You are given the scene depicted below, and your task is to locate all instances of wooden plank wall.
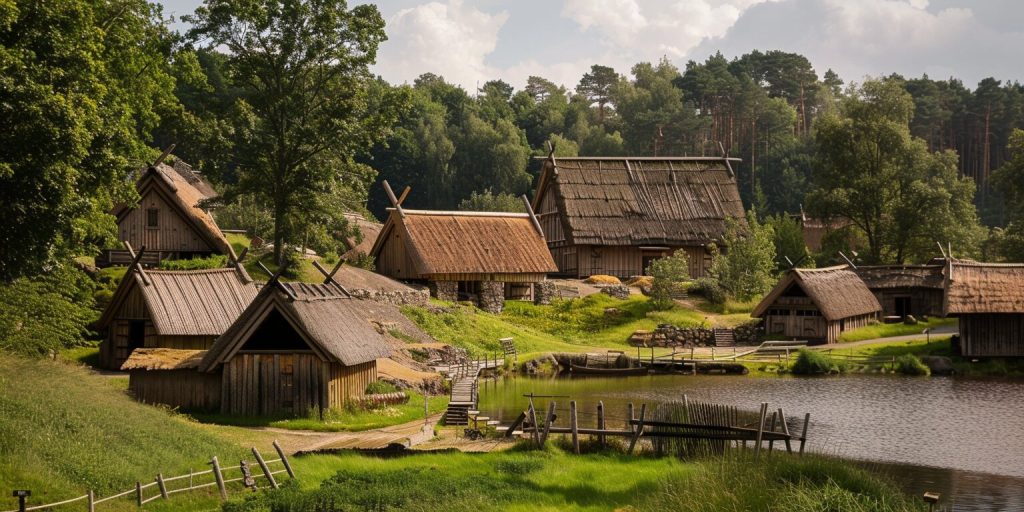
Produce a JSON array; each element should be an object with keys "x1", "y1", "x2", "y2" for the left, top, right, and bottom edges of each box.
[
  {"x1": 536, "y1": 190, "x2": 566, "y2": 243},
  {"x1": 374, "y1": 225, "x2": 421, "y2": 279},
  {"x1": 119, "y1": 187, "x2": 213, "y2": 254},
  {"x1": 571, "y1": 245, "x2": 711, "y2": 279},
  {"x1": 326, "y1": 361, "x2": 376, "y2": 408},
  {"x1": 873, "y1": 289, "x2": 944, "y2": 318},
  {"x1": 129, "y1": 370, "x2": 221, "y2": 411},
  {"x1": 960, "y1": 314, "x2": 1024, "y2": 357}
]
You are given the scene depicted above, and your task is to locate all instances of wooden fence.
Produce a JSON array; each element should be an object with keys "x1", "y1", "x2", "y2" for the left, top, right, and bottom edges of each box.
[{"x1": 2, "y1": 441, "x2": 294, "y2": 512}]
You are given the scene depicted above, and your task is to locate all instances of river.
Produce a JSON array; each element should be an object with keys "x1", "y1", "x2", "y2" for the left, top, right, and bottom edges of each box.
[{"x1": 477, "y1": 374, "x2": 1024, "y2": 511}]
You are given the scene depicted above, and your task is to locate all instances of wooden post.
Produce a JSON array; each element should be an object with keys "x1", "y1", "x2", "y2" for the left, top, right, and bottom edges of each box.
[
  {"x1": 540, "y1": 401, "x2": 556, "y2": 447},
  {"x1": 597, "y1": 401, "x2": 606, "y2": 449},
  {"x1": 627, "y1": 404, "x2": 647, "y2": 454},
  {"x1": 211, "y1": 456, "x2": 228, "y2": 500},
  {"x1": 136, "y1": 481, "x2": 143, "y2": 507},
  {"x1": 273, "y1": 440, "x2": 295, "y2": 479},
  {"x1": 778, "y1": 408, "x2": 793, "y2": 454},
  {"x1": 627, "y1": 403, "x2": 635, "y2": 433},
  {"x1": 570, "y1": 401, "x2": 580, "y2": 454},
  {"x1": 252, "y1": 447, "x2": 279, "y2": 489},
  {"x1": 88, "y1": 490, "x2": 95, "y2": 512},
  {"x1": 799, "y1": 413, "x2": 811, "y2": 455},
  {"x1": 527, "y1": 399, "x2": 541, "y2": 448},
  {"x1": 767, "y1": 411, "x2": 778, "y2": 453},
  {"x1": 754, "y1": 402, "x2": 768, "y2": 459},
  {"x1": 157, "y1": 474, "x2": 168, "y2": 500}
]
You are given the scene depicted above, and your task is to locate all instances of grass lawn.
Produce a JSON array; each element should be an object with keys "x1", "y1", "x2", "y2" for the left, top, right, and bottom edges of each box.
[
  {"x1": 838, "y1": 317, "x2": 957, "y2": 343},
  {"x1": 837, "y1": 337, "x2": 1024, "y2": 377}
]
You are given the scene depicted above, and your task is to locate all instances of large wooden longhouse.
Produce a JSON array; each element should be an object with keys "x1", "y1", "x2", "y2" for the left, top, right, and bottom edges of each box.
[
  {"x1": 752, "y1": 266, "x2": 882, "y2": 344},
  {"x1": 944, "y1": 260, "x2": 1024, "y2": 357},
  {"x1": 854, "y1": 264, "x2": 945, "y2": 319},
  {"x1": 531, "y1": 155, "x2": 745, "y2": 279}
]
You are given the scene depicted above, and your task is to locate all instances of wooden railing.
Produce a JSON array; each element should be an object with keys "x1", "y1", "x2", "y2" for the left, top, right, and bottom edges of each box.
[{"x1": 2, "y1": 441, "x2": 294, "y2": 512}]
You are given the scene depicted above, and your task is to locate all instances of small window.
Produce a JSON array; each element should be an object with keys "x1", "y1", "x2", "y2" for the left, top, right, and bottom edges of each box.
[{"x1": 146, "y1": 209, "x2": 159, "y2": 228}]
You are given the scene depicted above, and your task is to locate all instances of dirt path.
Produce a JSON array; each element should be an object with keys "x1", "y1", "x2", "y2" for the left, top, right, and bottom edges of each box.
[
  {"x1": 810, "y1": 325, "x2": 959, "y2": 350},
  {"x1": 247, "y1": 413, "x2": 444, "y2": 454}
]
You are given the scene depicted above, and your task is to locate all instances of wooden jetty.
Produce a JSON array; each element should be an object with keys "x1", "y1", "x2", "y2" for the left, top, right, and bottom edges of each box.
[{"x1": 443, "y1": 356, "x2": 504, "y2": 425}]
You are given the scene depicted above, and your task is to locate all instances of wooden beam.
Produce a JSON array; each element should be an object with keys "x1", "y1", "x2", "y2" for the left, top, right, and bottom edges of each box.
[
  {"x1": 122, "y1": 241, "x2": 150, "y2": 286},
  {"x1": 312, "y1": 259, "x2": 351, "y2": 296},
  {"x1": 627, "y1": 404, "x2": 646, "y2": 454},
  {"x1": 397, "y1": 186, "x2": 411, "y2": 206},
  {"x1": 719, "y1": 141, "x2": 735, "y2": 179},
  {"x1": 838, "y1": 251, "x2": 857, "y2": 269},
  {"x1": 521, "y1": 195, "x2": 544, "y2": 237},
  {"x1": 153, "y1": 144, "x2": 176, "y2": 168},
  {"x1": 382, "y1": 180, "x2": 405, "y2": 218}
]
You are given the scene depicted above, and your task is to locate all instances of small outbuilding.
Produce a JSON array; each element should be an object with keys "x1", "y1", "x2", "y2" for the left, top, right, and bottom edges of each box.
[
  {"x1": 752, "y1": 266, "x2": 882, "y2": 344},
  {"x1": 370, "y1": 188, "x2": 557, "y2": 312},
  {"x1": 95, "y1": 257, "x2": 257, "y2": 370},
  {"x1": 199, "y1": 280, "x2": 393, "y2": 417},
  {"x1": 944, "y1": 260, "x2": 1024, "y2": 357},
  {"x1": 121, "y1": 348, "x2": 221, "y2": 411},
  {"x1": 855, "y1": 264, "x2": 945, "y2": 319}
]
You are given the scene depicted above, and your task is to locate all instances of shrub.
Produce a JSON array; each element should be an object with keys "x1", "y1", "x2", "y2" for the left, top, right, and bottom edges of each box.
[
  {"x1": 693, "y1": 277, "x2": 727, "y2": 305},
  {"x1": 158, "y1": 254, "x2": 227, "y2": 270},
  {"x1": 894, "y1": 354, "x2": 930, "y2": 376},
  {"x1": 707, "y1": 212, "x2": 777, "y2": 301},
  {"x1": 365, "y1": 380, "x2": 400, "y2": 394},
  {"x1": 790, "y1": 349, "x2": 844, "y2": 375},
  {"x1": 584, "y1": 274, "x2": 621, "y2": 285},
  {"x1": 647, "y1": 252, "x2": 690, "y2": 309},
  {"x1": 280, "y1": 248, "x2": 304, "y2": 279},
  {"x1": 0, "y1": 264, "x2": 98, "y2": 356}
]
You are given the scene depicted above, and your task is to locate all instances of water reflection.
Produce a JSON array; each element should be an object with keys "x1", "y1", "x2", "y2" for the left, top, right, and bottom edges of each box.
[{"x1": 477, "y1": 374, "x2": 1024, "y2": 511}]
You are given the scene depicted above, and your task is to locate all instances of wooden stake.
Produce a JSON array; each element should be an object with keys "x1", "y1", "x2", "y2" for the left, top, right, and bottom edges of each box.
[
  {"x1": 273, "y1": 440, "x2": 295, "y2": 479},
  {"x1": 87, "y1": 489, "x2": 95, "y2": 512},
  {"x1": 597, "y1": 401, "x2": 606, "y2": 449},
  {"x1": 135, "y1": 481, "x2": 143, "y2": 507},
  {"x1": 627, "y1": 404, "x2": 647, "y2": 454},
  {"x1": 570, "y1": 401, "x2": 580, "y2": 454},
  {"x1": 627, "y1": 403, "x2": 635, "y2": 433},
  {"x1": 211, "y1": 456, "x2": 228, "y2": 500},
  {"x1": 778, "y1": 408, "x2": 793, "y2": 454},
  {"x1": 754, "y1": 403, "x2": 768, "y2": 459},
  {"x1": 157, "y1": 473, "x2": 168, "y2": 500},
  {"x1": 768, "y1": 411, "x2": 778, "y2": 453},
  {"x1": 252, "y1": 447, "x2": 279, "y2": 489},
  {"x1": 541, "y1": 401, "x2": 556, "y2": 447},
  {"x1": 799, "y1": 413, "x2": 811, "y2": 455},
  {"x1": 527, "y1": 399, "x2": 541, "y2": 448}
]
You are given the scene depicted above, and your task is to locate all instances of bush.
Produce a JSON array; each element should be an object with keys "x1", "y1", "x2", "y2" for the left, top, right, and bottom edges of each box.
[
  {"x1": 280, "y1": 248, "x2": 304, "y2": 279},
  {"x1": 693, "y1": 277, "x2": 727, "y2": 305},
  {"x1": 647, "y1": 252, "x2": 690, "y2": 309},
  {"x1": 365, "y1": 380, "x2": 399, "y2": 394},
  {"x1": 158, "y1": 254, "x2": 227, "y2": 270},
  {"x1": 584, "y1": 274, "x2": 621, "y2": 285},
  {"x1": 894, "y1": 354, "x2": 930, "y2": 376},
  {"x1": 0, "y1": 264, "x2": 98, "y2": 356},
  {"x1": 790, "y1": 349, "x2": 845, "y2": 375}
]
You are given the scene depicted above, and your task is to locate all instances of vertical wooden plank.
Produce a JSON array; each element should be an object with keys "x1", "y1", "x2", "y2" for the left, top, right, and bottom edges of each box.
[
  {"x1": 87, "y1": 489, "x2": 95, "y2": 512},
  {"x1": 754, "y1": 403, "x2": 768, "y2": 459},
  {"x1": 778, "y1": 408, "x2": 793, "y2": 454},
  {"x1": 540, "y1": 401, "x2": 556, "y2": 447},
  {"x1": 597, "y1": 401, "x2": 606, "y2": 449},
  {"x1": 157, "y1": 473, "x2": 168, "y2": 500},
  {"x1": 627, "y1": 404, "x2": 646, "y2": 454},
  {"x1": 768, "y1": 411, "x2": 778, "y2": 453},
  {"x1": 799, "y1": 413, "x2": 811, "y2": 455},
  {"x1": 136, "y1": 481, "x2": 143, "y2": 507},
  {"x1": 627, "y1": 403, "x2": 635, "y2": 433},
  {"x1": 570, "y1": 401, "x2": 580, "y2": 454},
  {"x1": 211, "y1": 456, "x2": 228, "y2": 500}
]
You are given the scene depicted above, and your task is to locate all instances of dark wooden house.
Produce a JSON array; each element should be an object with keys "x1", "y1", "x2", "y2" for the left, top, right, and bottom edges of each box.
[
  {"x1": 369, "y1": 200, "x2": 557, "y2": 312},
  {"x1": 855, "y1": 264, "x2": 945, "y2": 319},
  {"x1": 752, "y1": 266, "x2": 882, "y2": 344},
  {"x1": 199, "y1": 281, "x2": 393, "y2": 416},
  {"x1": 530, "y1": 156, "x2": 745, "y2": 279},
  {"x1": 944, "y1": 260, "x2": 1024, "y2": 357},
  {"x1": 98, "y1": 160, "x2": 233, "y2": 267},
  {"x1": 95, "y1": 261, "x2": 257, "y2": 370}
]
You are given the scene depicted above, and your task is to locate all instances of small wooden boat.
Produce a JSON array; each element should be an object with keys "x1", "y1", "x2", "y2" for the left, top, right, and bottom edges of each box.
[{"x1": 569, "y1": 364, "x2": 649, "y2": 376}]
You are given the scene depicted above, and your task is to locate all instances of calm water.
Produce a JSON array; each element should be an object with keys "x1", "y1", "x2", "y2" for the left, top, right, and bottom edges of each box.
[{"x1": 477, "y1": 374, "x2": 1024, "y2": 511}]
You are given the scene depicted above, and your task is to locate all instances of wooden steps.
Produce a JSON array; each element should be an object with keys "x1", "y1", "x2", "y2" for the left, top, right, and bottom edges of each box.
[{"x1": 713, "y1": 328, "x2": 736, "y2": 347}]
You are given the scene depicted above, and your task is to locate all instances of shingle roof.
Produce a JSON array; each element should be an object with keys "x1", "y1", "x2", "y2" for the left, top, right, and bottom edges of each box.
[
  {"x1": 944, "y1": 260, "x2": 1024, "y2": 315},
  {"x1": 201, "y1": 283, "x2": 393, "y2": 371},
  {"x1": 855, "y1": 265, "x2": 945, "y2": 290},
  {"x1": 372, "y1": 209, "x2": 558, "y2": 276},
  {"x1": 753, "y1": 265, "x2": 881, "y2": 321},
  {"x1": 534, "y1": 157, "x2": 746, "y2": 246}
]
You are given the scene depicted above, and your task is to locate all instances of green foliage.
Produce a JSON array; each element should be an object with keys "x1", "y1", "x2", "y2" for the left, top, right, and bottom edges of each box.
[
  {"x1": 708, "y1": 212, "x2": 778, "y2": 302},
  {"x1": 766, "y1": 214, "x2": 812, "y2": 270},
  {"x1": 647, "y1": 251, "x2": 690, "y2": 309},
  {"x1": 838, "y1": 317, "x2": 956, "y2": 343},
  {"x1": 364, "y1": 380, "x2": 399, "y2": 395},
  {"x1": 158, "y1": 254, "x2": 228, "y2": 271},
  {"x1": 791, "y1": 349, "x2": 845, "y2": 375},
  {"x1": 0, "y1": 265, "x2": 97, "y2": 356},
  {"x1": 279, "y1": 249, "x2": 305, "y2": 280},
  {"x1": 214, "y1": 197, "x2": 273, "y2": 239},
  {"x1": 692, "y1": 277, "x2": 727, "y2": 305},
  {"x1": 458, "y1": 189, "x2": 526, "y2": 213},
  {"x1": 990, "y1": 129, "x2": 1024, "y2": 260},
  {"x1": 894, "y1": 354, "x2": 931, "y2": 376}
]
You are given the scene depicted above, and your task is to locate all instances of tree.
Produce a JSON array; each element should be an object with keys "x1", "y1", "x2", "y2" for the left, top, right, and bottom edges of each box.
[
  {"x1": 0, "y1": 0, "x2": 179, "y2": 280},
  {"x1": 807, "y1": 79, "x2": 986, "y2": 263},
  {"x1": 708, "y1": 213, "x2": 777, "y2": 302},
  {"x1": 576, "y1": 64, "x2": 619, "y2": 124},
  {"x1": 458, "y1": 189, "x2": 526, "y2": 213},
  {"x1": 766, "y1": 214, "x2": 811, "y2": 271},
  {"x1": 187, "y1": 0, "x2": 407, "y2": 263},
  {"x1": 991, "y1": 129, "x2": 1024, "y2": 260},
  {"x1": 647, "y1": 251, "x2": 690, "y2": 309}
]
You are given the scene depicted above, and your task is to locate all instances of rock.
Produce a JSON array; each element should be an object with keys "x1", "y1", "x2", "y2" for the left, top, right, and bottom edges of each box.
[
  {"x1": 534, "y1": 280, "x2": 557, "y2": 305},
  {"x1": 604, "y1": 307, "x2": 621, "y2": 317},
  {"x1": 904, "y1": 315, "x2": 919, "y2": 325},
  {"x1": 600, "y1": 285, "x2": 631, "y2": 300},
  {"x1": 429, "y1": 280, "x2": 458, "y2": 301},
  {"x1": 920, "y1": 355, "x2": 955, "y2": 375},
  {"x1": 477, "y1": 280, "x2": 505, "y2": 314}
]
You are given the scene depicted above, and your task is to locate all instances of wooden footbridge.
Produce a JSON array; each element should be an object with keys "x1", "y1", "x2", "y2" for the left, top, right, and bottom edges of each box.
[{"x1": 442, "y1": 339, "x2": 517, "y2": 425}]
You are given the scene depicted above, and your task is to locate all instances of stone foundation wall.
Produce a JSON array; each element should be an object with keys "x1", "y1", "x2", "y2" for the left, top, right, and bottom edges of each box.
[
  {"x1": 348, "y1": 287, "x2": 429, "y2": 306},
  {"x1": 478, "y1": 280, "x2": 505, "y2": 313},
  {"x1": 429, "y1": 280, "x2": 457, "y2": 301},
  {"x1": 629, "y1": 321, "x2": 763, "y2": 348},
  {"x1": 600, "y1": 285, "x2": 630, "y2": 300},
  {"x1": 534, "y1": 280, "x2": 557, "y2": 305}
]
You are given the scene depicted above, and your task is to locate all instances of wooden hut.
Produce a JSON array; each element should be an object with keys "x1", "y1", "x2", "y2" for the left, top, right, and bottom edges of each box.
[
  {"x1": 530, "y1": 155, "x2": 745, "y2": 279},
  {"x1": 199, "y1": 280, "x2": 393, "y2": 417},
  {"x1": 97, "y1": 159, "x2": 233, "y2": 267},
  {"x1": 120, "y1": 348, "x2": 221, "y2": 411},
  {"x1": 369, "y1": 187, "x2": 557, "y2": 312},
  {"x1": 944, "y1": 260, "x2": 1024, "y2": 357},
  {"x1": 752, "y1": 266, "x2": 881, "y2": 344},
  {"x1": 95, "y1": 256, "x2": 257, "y2": 370},
  {"x1": 855, "y1": 264, "x2": 945, "y2": 319}
]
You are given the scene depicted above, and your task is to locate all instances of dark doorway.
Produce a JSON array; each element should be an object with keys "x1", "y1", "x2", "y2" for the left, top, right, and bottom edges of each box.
[
  {"x1": 895, "y1": 296, "x2": 912, "y2": 319},
  {"x1": 128, "y1": 320, "x2": 146, "y2": 350},
  {"x1": 642, "y1": 255, "x2": 660, "y2": 275}
]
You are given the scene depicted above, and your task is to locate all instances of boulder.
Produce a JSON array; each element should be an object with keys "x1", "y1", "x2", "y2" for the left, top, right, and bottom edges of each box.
[{"x1": 920, "y1": 355, "x2": 956, "y2": 376}]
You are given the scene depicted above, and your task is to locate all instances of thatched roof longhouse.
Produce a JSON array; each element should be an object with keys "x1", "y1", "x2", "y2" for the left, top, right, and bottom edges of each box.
[
  {"x1": 944, "y1": 260, "x2": 1024, "y2": 315},
  {"x1": 753, "y1": 266, "x2": 882, "y2": 321}
]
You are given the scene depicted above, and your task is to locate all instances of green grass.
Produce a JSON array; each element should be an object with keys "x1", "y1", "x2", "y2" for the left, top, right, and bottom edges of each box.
[
  {"x1": 223, "y1": 448, "x2": 922, "y2": 512},
  {"x1": 834, "y1": 337, "x2": 1024, "y2": 377},
  {"x1": 243, "y1": 252, "x2": 324, "y2": 282},
  {"x1": 190, "y1": 391, "x2": 449, "y2": 432},
  {"x1": 61, "y1": 344, "x2": 101, "y2": 367},
  {"x1": 838, "y1": 317, "x2": 957, "y2": 343},
  {"x1": 225, "y1": 232, "x2": 250, "y2": 257}
]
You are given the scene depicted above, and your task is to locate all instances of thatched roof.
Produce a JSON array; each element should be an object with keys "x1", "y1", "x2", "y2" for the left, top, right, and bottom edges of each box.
[
  {"x1": 371, "y1": 209, "x2": 557, "y2": 276},
  {"x1": 753, "y1": 266, "x2": 882, "y2": 321},
  {"x1": 532, "y1": 156, "x2": 745, "y2": 246},
  {"x1": 855, "y1": 265, "x2": 945, "y2": 290},
  {"x1": 168, "y1": 159, "x2": 217, "y2": 199},
  {"x1": 201, "y1": 282, "x2": 392, "y2": 371},
  {"x1": 96, "y1": 267, "x2": 257, "y2": 336},
  {"x1": 120, "y1": 348, "x2": 206, "y2": 371},
  {"x1": 340, "y1": 213, "x2": 382, "y2": 262},
  {"x1": 114, "y1": 164, "x2": 234, "y2": 257},
  {"x1": 944, "y1": 260, "x2": 1024, "y2": 315}
]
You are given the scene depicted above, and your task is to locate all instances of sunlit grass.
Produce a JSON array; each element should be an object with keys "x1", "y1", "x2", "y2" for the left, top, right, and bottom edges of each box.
[{"x1": 838, "y1": 317, "x2": 956, "y2": 343}]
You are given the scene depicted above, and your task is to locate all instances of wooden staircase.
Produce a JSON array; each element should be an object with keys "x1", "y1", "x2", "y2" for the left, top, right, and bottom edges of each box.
[{"x1": 713, "y1": 328, "x2": 736, "y2": 347}]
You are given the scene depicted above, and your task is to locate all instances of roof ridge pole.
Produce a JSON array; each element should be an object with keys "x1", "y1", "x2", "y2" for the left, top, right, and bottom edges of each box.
[
  {"x1": 936, "y1": 241, "x2": 948, "y2": 259},
  {"x1": 123, "y1": 240, "x2": 151, "y2": 286},
  {"x1": 837, "y1": 251, "x2": 857, "y2": 269},
  {"x1": 152, "y1": 143, "x2": 176, "y2": 168},
  {"x1": 718, "y1": 141, "x2": 735, "y2": 179},
  {"x1": 521, "y1": 195, "x2": 544, "y2": 238},
  {"x1": 382, "y1": 180, "x2": 405, "y2": 218},
  {"x1": 229, "y1": 247, "x2": 253, "y2": 283},
  {"x1": 312, "y1": 259, "x2": 352, "y2": 297},
  {"x1": 256, "y1": 261, "x2": 296, "y2": 299}
]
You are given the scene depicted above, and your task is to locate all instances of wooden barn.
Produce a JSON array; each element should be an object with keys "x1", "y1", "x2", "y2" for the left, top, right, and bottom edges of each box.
[
  {"x1": 369, "y1": 187, "x2": 557, "y2": 312},
  {"x1": 95, "y1": 257, "x2": 257, "y2": 370},
  {"x1": 530, "y1": 155, "x2": 745, "y2": 279},
  {"x1": 855, "y1": 264, "x2": 945, "y2": 319},
  {"x1": 752, "y1": 266, "x2": 882, "y2": 344},
  {"x1": 199, "y1": 280, "x2": 393, "y2": 417},
  {"x1": 944, "y1": 260, "x2": 1024, "y2": 357},
  {"x1": 97, "y1": 157, "x2": 233, "y2": 267},
  {"x1": 121, "y1": 348, "x2": 221, "y2": 411}
]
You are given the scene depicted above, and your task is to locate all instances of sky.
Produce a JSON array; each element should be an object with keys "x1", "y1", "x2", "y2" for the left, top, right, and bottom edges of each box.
[{"x1": 159, "y1": 0, "x2": 1024, "y2": 92}]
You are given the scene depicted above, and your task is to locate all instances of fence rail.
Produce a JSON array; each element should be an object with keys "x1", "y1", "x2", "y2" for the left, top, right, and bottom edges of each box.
[{"x1": 3, "y1": 441, "x2": 294, "y2": 512}]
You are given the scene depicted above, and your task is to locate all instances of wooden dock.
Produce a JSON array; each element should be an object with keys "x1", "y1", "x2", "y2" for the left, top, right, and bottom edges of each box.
[{"x1": 443, "y1": 358, "x2": 503, "y2": 425}]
